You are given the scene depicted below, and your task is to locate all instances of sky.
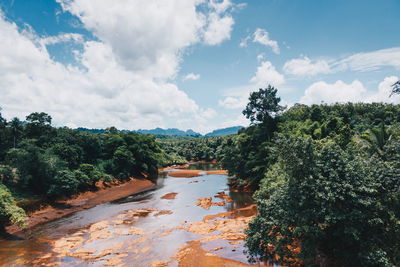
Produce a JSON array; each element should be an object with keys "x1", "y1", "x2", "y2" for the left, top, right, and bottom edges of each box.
[{"x1": 0, "y1": 0, "x2": 399, "y2": 134}]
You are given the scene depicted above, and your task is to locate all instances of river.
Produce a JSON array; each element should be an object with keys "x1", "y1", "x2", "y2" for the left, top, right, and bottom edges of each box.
[{"x1": 0, "y1": 163, "x2": 264, "y2": 266}]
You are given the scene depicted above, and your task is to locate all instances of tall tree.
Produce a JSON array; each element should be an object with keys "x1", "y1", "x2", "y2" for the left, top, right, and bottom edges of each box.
[
  {"x1": 242, "y1": 85, "x2": 285, "y2": 126},
  {"x1": 9, "y1": 117, "x2": 23, "y2": 148}
]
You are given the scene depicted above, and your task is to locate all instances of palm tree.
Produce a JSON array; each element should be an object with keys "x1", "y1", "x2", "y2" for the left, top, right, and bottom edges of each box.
[
  {"x1": 358, "y1": 123, "x2": 392, "y2": 157},
  {"x1": 9, "y1": 118, "x2": 23, "y2": 148}
]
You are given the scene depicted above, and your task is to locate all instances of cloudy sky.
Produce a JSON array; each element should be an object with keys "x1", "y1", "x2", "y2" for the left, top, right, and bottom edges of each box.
[{"x1": 0, "y1": 0, "x2": 399, "y2": 133}]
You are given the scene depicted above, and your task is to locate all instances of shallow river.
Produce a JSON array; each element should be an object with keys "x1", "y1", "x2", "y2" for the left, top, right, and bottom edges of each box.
[{"x1": 0, "y1": 163, "x2": 263, "y2": 266}]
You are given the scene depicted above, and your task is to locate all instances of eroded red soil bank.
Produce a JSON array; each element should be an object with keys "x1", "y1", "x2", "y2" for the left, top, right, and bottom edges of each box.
[{"x1": 6, "y1": 178, "x2": 156, "y2": 235}]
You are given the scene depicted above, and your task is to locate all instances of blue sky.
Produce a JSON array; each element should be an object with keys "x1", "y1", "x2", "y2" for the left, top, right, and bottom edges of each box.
[{"x1": 0, "y1": 0, "x2": 399, "y2": 133}]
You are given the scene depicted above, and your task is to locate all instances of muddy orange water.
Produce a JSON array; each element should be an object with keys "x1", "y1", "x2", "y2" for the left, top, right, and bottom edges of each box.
[{"x1": 0, "y1": 163, "x2": 269, "y2": 266}]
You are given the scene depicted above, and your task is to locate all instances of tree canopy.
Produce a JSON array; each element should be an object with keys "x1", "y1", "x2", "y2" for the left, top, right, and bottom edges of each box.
[{"x1": 220, "y1": 86, "x2": 400, "y2": 266}]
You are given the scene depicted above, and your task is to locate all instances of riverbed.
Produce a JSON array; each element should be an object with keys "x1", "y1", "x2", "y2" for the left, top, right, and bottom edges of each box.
[{"x1": 0, "y1": 163, "x2": 264, "y2": 266}]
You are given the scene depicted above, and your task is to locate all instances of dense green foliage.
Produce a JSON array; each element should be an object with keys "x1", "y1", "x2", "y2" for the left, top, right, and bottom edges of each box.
[
  {"x1": 220, "y1": 87, "x2": 400, "y2": 266},
  {"x1": 0, "y1": 109, "x2": 173, "y2": 230},
  {"x1": 0, "y1": 183, "x2": 27, "y2": 231},
  {"x1": 158, "y1": 136, "x2": 226, "y2": 161}
]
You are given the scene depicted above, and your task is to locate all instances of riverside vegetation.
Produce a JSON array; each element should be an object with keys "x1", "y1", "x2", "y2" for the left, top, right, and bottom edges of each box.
[
  {"x1": 220, "y1": 85, "x2": 400, "y2": 266},
  {"x1": 0, "y1": 111, "x2": 226, "y2": 233},
  {"x1": 1, "y1": 82, "x2": 399, "y2": 266}
]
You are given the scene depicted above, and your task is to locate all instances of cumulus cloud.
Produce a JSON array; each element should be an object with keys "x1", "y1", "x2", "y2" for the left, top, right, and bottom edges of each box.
[
  {"x1": 250, "y1": 61, "x2": 285, "y2": 87},
  {"x1": 203, "y1": 12, "x2": 234, "y2": 45},
  {"x1": 219, "y1": 61, "x2": 285, "y2": 109},
  {"x1": 0, "y1": 1, "x2": 234, "y2": 132},
  {"x1": 283, "y1": 56, "x2": 331, "y2": 76},
  {"x1": 253, "y1": 28, "x2": 280, "y2": 54},
  {"x1": 57, "y1": 0, "x2": 205, "y2": 79},
  {"x1": 366, "y1": 76, "x2": 400, "y2": 103},
  {"x1": 182, "y1": 73, "x2": 200, "y2": 81},
  {"x1": 208, "y1": 0, "x2": 233, "y2": 14},
  {"x1": 239, "y1": 28, "x2": 279, "y2": 53},
  {"x1": 218, "y1": 96, "x2": 244, "y2": 109},
  {"x1": 300, "y1": 77, "x2": 400, "y2": 105}
]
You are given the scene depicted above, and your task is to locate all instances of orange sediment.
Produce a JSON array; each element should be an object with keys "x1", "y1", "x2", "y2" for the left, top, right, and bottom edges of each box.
[
  {"x1": 160, "y1": 192, "x2": 178, "y2": 199},
  {"x1": 168, "y1": 170, "x2": 203, "y2": 177},
  {"x1": 168, "y1": 169, "x2": 228, "y2": 178},
  {"x1": 174, "y1": 241, "x2": 256, "y2": 267},
  {"x1": 6, "y1": 178, "x2": 156, "y2": 235},
  {"x1": 205, "y1": 170, "x2": 228, "y2": 175}
]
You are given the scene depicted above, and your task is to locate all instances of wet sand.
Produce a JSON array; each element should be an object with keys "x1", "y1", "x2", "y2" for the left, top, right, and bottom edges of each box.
[
  {"x1": 6, "y1": 178, "x2": 156, "y2": 235},
  {"x1": 168, "y1": 170, "x2": 203, "y2": 177}
]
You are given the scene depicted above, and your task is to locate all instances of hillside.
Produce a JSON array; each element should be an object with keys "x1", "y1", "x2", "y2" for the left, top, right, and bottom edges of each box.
[{"x1": 205, "y1": 126, "x2": 244, "y2": 136}]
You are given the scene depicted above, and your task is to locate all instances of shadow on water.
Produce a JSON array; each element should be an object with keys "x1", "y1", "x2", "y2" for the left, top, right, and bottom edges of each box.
[{"x1": 187, "y1": 162, "x2": 223, "y2": 170}]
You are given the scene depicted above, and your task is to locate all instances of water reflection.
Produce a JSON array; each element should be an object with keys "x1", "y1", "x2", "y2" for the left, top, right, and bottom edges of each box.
[{"x1": 0, "y1": 163, "x2": 256, "y2": 266}]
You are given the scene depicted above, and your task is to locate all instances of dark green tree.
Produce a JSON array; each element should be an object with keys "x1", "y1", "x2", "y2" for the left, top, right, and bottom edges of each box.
[
  {"x1": 0, "y1": 183, "x2": 27, "y2": 232},
  {"x1": 242, "y1": 85, "x2": 285, "y2": 126},
  {"x1": 10, "y1": 117, "x2": 23, "y2": 148},
  {"x1": 245, "y1": 136, "x2": 400, "y2": 266}
]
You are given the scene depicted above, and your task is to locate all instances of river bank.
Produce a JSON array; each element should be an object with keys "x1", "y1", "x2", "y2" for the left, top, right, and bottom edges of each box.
[
  {"x1": 5, "y1": 178, "x2": 156, "y2": 236},
  {"x1": 1, "y1": 163, "x2": 262, "y2": 266}
]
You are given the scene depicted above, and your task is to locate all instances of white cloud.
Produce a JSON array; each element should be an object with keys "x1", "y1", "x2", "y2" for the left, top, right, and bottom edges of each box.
[
  {"x1": 219, "y1": 60, "x2": 285, "y2": 109},
  {"x1": 203, "y1": 12, "x2": 234, "y2": 46},
  {"x1": 300, "y1": 80, "x2": 367, "y2": 105},
  {"x1": 250, "y1": 61, "x2": 285, "y2": 87},
  {"x1": 239, "y1": 35, "x2": 250, "y2": 47},
  {"x1": 182, "y1": 73, "x2": 201, "y2": 81},
  {"x1": 57, "y1": 0, "x2": 206, "y2": 79},
  {"x1": 0, "y1": 1, "x2": 240, "y2": 132},
  {"x1": 218, "y1": 96, "x2": 245, "y2": 109},
  {"x1": 256, "y1": 53, "x2": 265, "y2": 62},
  {"x1": 283, "y1": 56, "x2": 331, "y2": 76},
  {"x1": 218, "y1": 114, "x2": 249, "y2": 128},
  {"x1": 284, "y1": 47, "x2": 400, "y2": 78},
  {"x1": 334, "y1": 47, "x2": 400, "y2": 72},
  {"x1": 366, "y1": 76, "x2": 400, "y2": 103},
  {"x1": 39, "y1": 33, "x2": 84, "y2": 46},
  {"x1": 253, "y1": 28, "x2": 279, "y2": 54},
  {"x1": 300, "y1": 77, "x2": 400, "y2": 105},
  {"x1": 208, "y1": 0, "x2": 232, "y2": 14}
]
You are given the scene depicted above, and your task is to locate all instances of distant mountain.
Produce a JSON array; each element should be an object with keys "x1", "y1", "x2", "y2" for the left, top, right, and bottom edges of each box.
[
  {"x1": 136, "y1": 127, "x2": 201, "y2": 137},
  {"x1": 205, "y1": 126, "x2": 244, "y2": 137},
  {"x1": 76, "y1": 126, "x2": 243, "y2": 137},
  {"x1": 77, "y1": 127, "x2": 105, "y2": 133}
]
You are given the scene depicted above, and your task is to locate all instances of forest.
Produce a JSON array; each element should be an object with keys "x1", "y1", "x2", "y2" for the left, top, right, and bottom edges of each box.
[
  {"x1": 0, "y1": 111, "x2": 180, "y2": 231},
  {"x1": 1, "y1": 84, "x2": 399, "y2": 265},
  {"x1": 220, "y1": 86, "x2": 400, "y2": 266},
  {"x1": 0, "y1": 111, "x2": 227, "y2": 232}
]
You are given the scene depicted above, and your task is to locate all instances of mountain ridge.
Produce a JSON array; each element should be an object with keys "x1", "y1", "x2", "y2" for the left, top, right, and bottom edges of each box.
[{"x1": 77, "y1": 126, "x2": 244, "y2": 137}]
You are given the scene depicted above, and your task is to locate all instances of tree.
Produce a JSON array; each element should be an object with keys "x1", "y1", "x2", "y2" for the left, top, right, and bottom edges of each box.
[
  {"x1": 47, "y1": 170, "x2": 79, "y2": 197},
  {"x1": 358, "y1": 123, "x2": 392, "y2": 157},
  {"x1": 242, "y1": 85, "x2": 285, "y2": 126},
  {"x1": 26, "y1": 112, "x2": 52, "y2": 126},
  {"x1": 245, "y1": 136, "x2": 400, "y2": 266},
  {"x1": 9, "y1": 117, "x2": 23, "y2": 148},
  {"x1": 0, "y1": 183, "x2": 27, "y2": 232},
  {"x1": 25, "y1": 112, "x2": 54, "y2": 146}
]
